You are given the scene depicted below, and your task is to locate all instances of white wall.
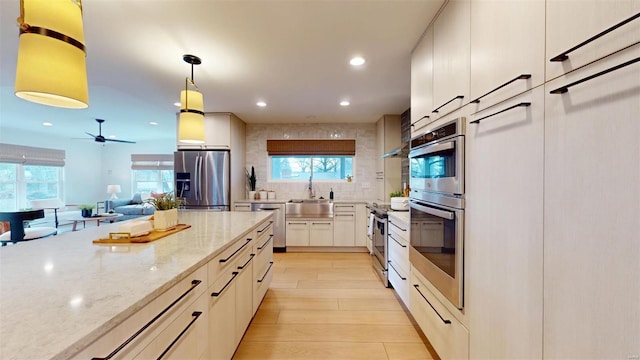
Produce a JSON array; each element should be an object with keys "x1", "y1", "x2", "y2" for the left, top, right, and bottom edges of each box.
[
  {"x1": 245, "y1": 123, "x2": 378, "y2": 201},
  {"x1": 0, "y1": 127, "x2": 175, "y2": 206}
]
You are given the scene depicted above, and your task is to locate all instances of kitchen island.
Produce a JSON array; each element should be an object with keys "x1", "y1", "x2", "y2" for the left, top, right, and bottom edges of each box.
[{"x1": 0, "y1": 210, "x2": 273, "y2": 360}]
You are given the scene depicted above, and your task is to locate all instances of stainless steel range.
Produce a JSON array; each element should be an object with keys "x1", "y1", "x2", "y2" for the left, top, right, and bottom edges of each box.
[{"x1": 369, "y1": 203, "x2": 391, "y2": 287}]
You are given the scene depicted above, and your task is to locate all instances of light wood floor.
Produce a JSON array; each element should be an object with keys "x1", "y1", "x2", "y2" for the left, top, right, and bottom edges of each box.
[{"x1": 234, "y1": 252, "x2": 435, "y2": 360}]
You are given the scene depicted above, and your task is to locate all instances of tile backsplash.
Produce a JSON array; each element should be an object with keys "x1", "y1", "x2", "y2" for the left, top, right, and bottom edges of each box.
[{"x1": 245, "y1": 123, "x2": 378, "y2": 201}]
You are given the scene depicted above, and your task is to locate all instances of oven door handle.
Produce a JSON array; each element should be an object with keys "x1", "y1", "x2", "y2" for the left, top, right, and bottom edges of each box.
[
  {"x1": 410, "y1": 202, "x2": 455, "y2": 220},
  {"x1": 410, "y1": 139, "x2": 455, "y2": 158}
]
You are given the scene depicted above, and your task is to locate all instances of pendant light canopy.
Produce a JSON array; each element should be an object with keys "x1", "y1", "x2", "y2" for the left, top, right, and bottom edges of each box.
[
  {"x1": 15, "y1": 0, "x2": 89, "y2": 109},
  {"x1": 178, "y1": 54, "x2": 205, "y2": 144}
]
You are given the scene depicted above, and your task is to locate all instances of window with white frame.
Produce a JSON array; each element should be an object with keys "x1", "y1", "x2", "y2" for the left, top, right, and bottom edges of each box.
[
  {"x1": 131, "y1": 154, "x2": 174, "y2": 195},
  {"x1": 266, "y1": 139, "x2": 356, "y2": 182},
  {"x1": 0, "y1": 144, "x2": 65, "y2": 211}
]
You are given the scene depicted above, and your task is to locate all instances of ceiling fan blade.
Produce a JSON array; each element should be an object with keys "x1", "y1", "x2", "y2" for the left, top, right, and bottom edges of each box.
[
  {"x1": 85, "y1": 132, "x2": 97, "y2": 138},
  {"x1": 105, "y1": 138, "x2": 136, "y2": 144}
]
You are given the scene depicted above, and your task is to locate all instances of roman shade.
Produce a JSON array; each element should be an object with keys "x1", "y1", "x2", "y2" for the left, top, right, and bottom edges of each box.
[
  {"x1": 0, "y1": 143, "x2": 65, "y2": 166},
  {"x1": 266, "y1": 139, "x2": 356, "y2": 156},
  {"x1": 131, "y1": 154, "x2": 173, "y2": 170}
]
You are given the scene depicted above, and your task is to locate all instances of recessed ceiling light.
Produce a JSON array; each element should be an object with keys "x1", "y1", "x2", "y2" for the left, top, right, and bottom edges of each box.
[
  {"x1": 42, "y1": 122, "x2": 53, "y2": 126},
  {"x1": 340, "y1": 101, "x2": 350, "y2": 107},
  {"x1": 349, "y1": 57, "x2": 365, "y2": 66},
  {"x1": 256, "y1": 101, "x2": 267, "y2": 107},
  {"x1": 149, "y1": 121, "x2": 158, "y2": 126},
  {"x1": 173, "y1": 102, "x2": 180, "y2": 107}
]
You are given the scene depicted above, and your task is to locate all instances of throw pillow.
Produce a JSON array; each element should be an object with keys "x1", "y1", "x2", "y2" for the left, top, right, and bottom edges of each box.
[{"x1": 131, "y1": 193, "x2": 143, "y2": 204}]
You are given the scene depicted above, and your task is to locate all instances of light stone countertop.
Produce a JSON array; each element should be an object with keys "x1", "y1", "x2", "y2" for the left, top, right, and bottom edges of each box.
[
  {"x1": 236, "y1": 199, "x2": 372, "y2": 204},
  {"x1": 388, "y1": 211, "x2": 410, "y2": 225},
  {"x1": 0, "y1": 211, "x2": 271, "y2": 360}
]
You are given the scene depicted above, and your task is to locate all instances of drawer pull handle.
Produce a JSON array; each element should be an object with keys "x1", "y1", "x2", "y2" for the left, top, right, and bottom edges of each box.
[
  {"x1": 470, "y1": 102, "x2": 531, "y2": 124},
  {"x1": 388, "y1": 261, "x2": 406, "y2": 280},
  {"x1": 549, "y1": 57, "x2": 640, "y2": 94},
  {"x1": 156, "y1": 311, "x2": 203, "y2": 360},
  {"x1": 257, "y1": 235, "x2": 273, "y2": 250},
  {"x1": 411, "y1": 115, "x2": 430, "y2": 127},
  {"x1": 312, "y1": 222, "x2": 332, "y2": 225},
  {"x1": 257, "y1": 261, "x2": 274, "y2": 283},
  {"x1": 389, "y1": 234, "x2": 407, "y2": 248},
  {"x1": 211, "y1": 272, "x2": 239, "y2": 297},
  {"x1": 471, "y1": 74, "x2": 531, "y2": 103},
  {"x1": 336, "y1": 213, "x2": 354, "y2": 217},
  {"x1": 257, "y1": 221, "x2": 273, "y2": 233},
  {"x1": 335, "y1": 205, "x2": 355, "y2": 209},
  {"x1": 91, "y1": 279, "x2": 202, "y2": 360},
  {"x1": 237, "y1": 254, "x2": 255, "y2": 270},
  {"x1": 413, "y1": 284, "x2": 451, "y2": 325},
  {"x1": 550, "y1": 12, "x2": 640, "y2": 62},
  {"x1": 219, "y1": 238, "x2": 251, "y2": 263},
  {"x1": 288, "y1": 222, "x2": 307, "y2": 225},
  {"x1": 389, "y1": 221, "x2": 407, "y2": 232},
  {"x1": 432, "y1": 95, "x2": 464, "y2": 113}
]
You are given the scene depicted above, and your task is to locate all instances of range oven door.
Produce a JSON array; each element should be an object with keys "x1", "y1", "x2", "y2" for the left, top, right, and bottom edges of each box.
[
  {"x1": 371, "y1": 214, "x2": 388, "y2": 286},
  {"x1": 409, "y1": 199, "x2": 464, "y2": 309},
  {"x1": 409, "y1": 134, "x2": 464, "y2": 197}
]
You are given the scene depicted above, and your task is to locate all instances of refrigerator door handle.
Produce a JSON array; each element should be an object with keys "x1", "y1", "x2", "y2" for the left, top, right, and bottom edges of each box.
[{"x1": 194, "y1": 154, "x2": 200, "y2": 201}]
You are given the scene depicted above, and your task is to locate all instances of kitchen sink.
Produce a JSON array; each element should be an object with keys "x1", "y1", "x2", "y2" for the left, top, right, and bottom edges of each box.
[{"x1": 286, "y1": 199, "x2": 333, "y2": 218}]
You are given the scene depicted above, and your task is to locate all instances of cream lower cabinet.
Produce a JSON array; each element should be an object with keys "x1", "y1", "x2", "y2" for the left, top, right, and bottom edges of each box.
[
  {"x1": 285, "y1": 220, "x2": 309, "y2": 246},
  {"x1": 333, "y1": 204, "x2": 356, "y2": 246},
  {"x1": 466, "y1": 87, "x2": 544, "y2": 359},
  {"x1": 410, "y1": 271, "x2": 469, "y2": 360},
  {"x1": 286, "y1": 219, "x2": 334, "y2": 247},
  {"x1": 387, "y1": 214, "x2": 410, "y2": 307},
  {"x1": 208, "y1": 269, "x2": 239, "y2": 360}
]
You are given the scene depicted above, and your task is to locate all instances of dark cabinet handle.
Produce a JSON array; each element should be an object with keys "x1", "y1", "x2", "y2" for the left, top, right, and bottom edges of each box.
[
  {"x1": 550, "y1": 12, "x2": 640, "y2": 62},
  {"x1": 156, "y1": 311, "x2": 203, "y2": 360},
  {"x1": 389, "y1": 221, "x2": 407, "y2": 232},
  {"x1": 257, "y1": 261, "x2": 274, "y2": 283},
  {"x1": 389, "y1": 234, "x2": 407, "y2": 248},
  {"x1": 257, "y1": 235, "x2": 273, "y2": 251},
  {"x1": 91, "y1": 279, "x2": 202, "y2": 360},
  {"x1": 335, "y1": 213, "x2": 355, "y2": 217},
  {"x1": 211, "y1": 272, "x2": 239, "y2": 297},
  {"x1": 257, "y1": 221, "x2": 273, "y2": 233},
  {"x1": 411, "y1": 115, "x2": 430, "y2": 127},
  {"x1": 470, "y1": 74, "x2": 531, "y2": 103},
  {"x1": 413, "y1": 284, "x2": 451, "y2": 325},
  {"x1": 237, "y1": 254, "x2": 255, "y2": 270},
  {"x1": 549, "y1": 57, "x2": 640, "y2": 94},
  {"x1": 432, "y1": 95, "x2": 464, "y2": 113},
  {"x1": 219, "y1": 238, "x2": 251, "y2": 263},
  {"x1": 388, "y1": 261, "x2": 407, "y2": 280},
  {"x1": 470, "y1": 102, "x2": 531, "y2": 124}
]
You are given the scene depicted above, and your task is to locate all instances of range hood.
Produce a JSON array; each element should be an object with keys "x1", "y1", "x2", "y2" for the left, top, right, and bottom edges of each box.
[{"x1": 381, "y1": 143, "x2": 409, "y2": 158}]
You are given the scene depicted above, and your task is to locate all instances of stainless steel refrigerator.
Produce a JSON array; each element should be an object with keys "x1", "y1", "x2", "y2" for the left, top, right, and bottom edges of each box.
[{"x1": 174, "y1": 150, "x2": 230, "y2": 210}]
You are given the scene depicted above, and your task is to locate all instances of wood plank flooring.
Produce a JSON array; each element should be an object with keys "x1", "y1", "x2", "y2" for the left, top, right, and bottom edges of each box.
[{"x1": 234, "y1": 252, "x2": 435, "y2": 360}]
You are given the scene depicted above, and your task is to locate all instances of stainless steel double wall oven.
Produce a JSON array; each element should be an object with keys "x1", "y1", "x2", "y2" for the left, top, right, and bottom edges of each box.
[{"x1": 409, "y1": 118, "x2": 465, "y2": 309}]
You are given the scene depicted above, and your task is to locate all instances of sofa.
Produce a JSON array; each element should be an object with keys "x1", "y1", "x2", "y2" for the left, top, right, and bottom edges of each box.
[{"x1": 105, "y1": 193, "x2": 155, "y2": 221}]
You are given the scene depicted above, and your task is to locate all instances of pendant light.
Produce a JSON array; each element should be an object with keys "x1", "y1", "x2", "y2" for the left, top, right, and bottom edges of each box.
[
  {"x1": 14, "y1": 0, "x2": 89, "y2": 109},
  {"x1": 178, "y1": 54, "x2": 205, "y2": 144}
]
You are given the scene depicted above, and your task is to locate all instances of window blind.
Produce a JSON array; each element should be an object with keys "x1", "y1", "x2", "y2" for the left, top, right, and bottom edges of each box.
[
  {"x1": 266, "y1": 139, "x2": 356, "y2": 156},
  {"x1": 131, "y1": 154, "x2": 173, "y2": 170},
  {"x1": 0, "y1": 143, "x2": 65, "y2": 166}
]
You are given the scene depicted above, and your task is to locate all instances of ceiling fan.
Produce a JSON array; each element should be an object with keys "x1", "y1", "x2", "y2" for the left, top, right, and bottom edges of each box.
[{"x1": 85, "y1": 119, "x2": 136, "y2": 144}]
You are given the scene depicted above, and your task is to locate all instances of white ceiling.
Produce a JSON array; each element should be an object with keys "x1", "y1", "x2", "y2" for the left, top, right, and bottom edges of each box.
[{"x1": 0, "y1": 0, "x2": 443, "y2": 142}]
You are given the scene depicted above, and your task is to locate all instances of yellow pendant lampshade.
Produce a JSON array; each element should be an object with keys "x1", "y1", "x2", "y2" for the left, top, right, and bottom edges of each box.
[
  {"x1": 178, "y1": 54, "x2": 205, "y2": 144},
  {"x1": 178, "y1": 89, "x2": 205, "y2": 144},
  {"x1": 15, "y1": 0, "x2": 89, "y2": 109}
]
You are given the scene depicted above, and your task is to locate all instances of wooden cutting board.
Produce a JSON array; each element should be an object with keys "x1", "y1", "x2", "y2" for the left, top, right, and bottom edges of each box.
[{"x1": 93, "y1": 224, "x2": 191, "y2": 244}]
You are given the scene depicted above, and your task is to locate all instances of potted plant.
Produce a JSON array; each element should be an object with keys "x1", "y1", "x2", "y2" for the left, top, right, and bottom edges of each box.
[
  {"x1": 79, "y1": 204, "x2": 95, "y2": 218},
  {"x1": 246, "y1": 166, "x2": 257, "y2": 199},
  {"x1": 146, "y1": 192, "x2": 183, "y2": 231}
]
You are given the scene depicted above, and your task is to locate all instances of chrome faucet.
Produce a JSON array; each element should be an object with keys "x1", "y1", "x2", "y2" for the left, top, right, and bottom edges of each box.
[{"x1": 308, "y1": 176, "x2": 315, "y2": 199}]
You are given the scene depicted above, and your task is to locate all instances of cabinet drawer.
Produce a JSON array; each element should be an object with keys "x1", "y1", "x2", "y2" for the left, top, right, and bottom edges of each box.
[
  {"x1": 134, "y1": 292, "x2": 208, "y2": 359},
  {"x1": 388, "y1": 259, "x2": 409, "y2": 307},
  {"x1": 388, "y1": 233, "x2": 409, "y2": 276},
  {"x1": 334, "y1": 204, "x2": 356, "y2": 212},
  {"x1": 410, "y1": 273, "x2": 469, "y2": 360},
  {"x1": 388, "y1": 217, "x2": 409, "y2": 242},
  {"x1": 208, "y1": 235, "x2": 253, "y2": 287},
  {"x1": 72, "y1": 266, "x2": 207, "y2": 359},
  {"x1": 253, "y1": 261, "x2": 274, "y2": 313},
  {"x1": 234, "y1": 203, "x2": 252, "y2": 212}
]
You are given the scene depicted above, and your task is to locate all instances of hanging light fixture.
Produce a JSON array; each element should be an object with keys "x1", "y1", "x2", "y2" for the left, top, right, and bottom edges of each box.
[
  {"x1": 178, "y1": 54, "x2": 205, "y2": 144},
  {"x1": 14, "y1": 0, "x2": 89, "y2": 109}
]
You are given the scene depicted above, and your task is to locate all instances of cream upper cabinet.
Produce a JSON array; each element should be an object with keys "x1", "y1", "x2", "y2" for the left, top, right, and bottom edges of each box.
[
  {"x1": 411, "y1": 26, "x2": 434, "y2": 133},
  {"x1": 469, "y1": 0, "x2": 544, "y2": 107},
  {"x1": 466, "y1": 87, "x2": 544, "y2": 359},
  {"x1": 376, "y1": 115, "x2": 401, "y2": 202},
  {"x1": 543, "y1": 44, "x2": 640, "y2": 359},
  {"x1": 432, "y1": 0, "x2": 470, "y2": 117},
  {"x1": 545, "y1": 0, "x2": 640, "y2": 80}
]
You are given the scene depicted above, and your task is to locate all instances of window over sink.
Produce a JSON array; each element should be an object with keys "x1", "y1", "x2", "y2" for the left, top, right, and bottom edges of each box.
[{"x1": 269, "y1": 155, "x2": 353, "y2": 181}]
